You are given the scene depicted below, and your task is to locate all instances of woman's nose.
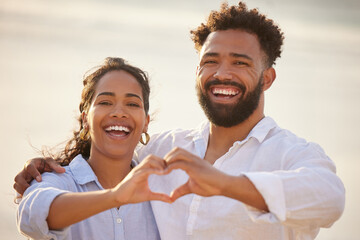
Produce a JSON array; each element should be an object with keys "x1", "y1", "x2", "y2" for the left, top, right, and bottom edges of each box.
[{"x1": 110, "y1": 105, "x2": 128, "y2": 118}]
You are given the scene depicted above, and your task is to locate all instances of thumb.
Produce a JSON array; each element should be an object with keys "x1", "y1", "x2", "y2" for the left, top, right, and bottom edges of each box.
[
  {"x1": 170, "y1": 183, "x2": 191, "y2": 202},
  {"x1": 149, "y1": 192, "x2": 173, "y2": 203},
  {"x1": 45, "y1": 158, "x2": 65, "y2": 173},
  {"x1": 51, "y1": 164, "x2": 66, "y2": 173}
]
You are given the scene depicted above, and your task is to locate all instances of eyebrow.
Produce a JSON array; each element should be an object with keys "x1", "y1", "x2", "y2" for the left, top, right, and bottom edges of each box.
[
  {"x1": 125, "y1": 93, "x2": 143, "y2": 101},
  {"x1": 203, "y1": 52, "x2": 219, "y2": 58},
  {"x1": 230, "y1": 52, "x2": 253, "y2": 61},
  {"x1": 97, "y1": 92, "x2": 115, "y2": 97},
  {"x1": 96, "y1": 92, "x2": 143, "y2": 101},
  {"x1": 202, "y1": 52, "x2": 253, "y2": 61}
]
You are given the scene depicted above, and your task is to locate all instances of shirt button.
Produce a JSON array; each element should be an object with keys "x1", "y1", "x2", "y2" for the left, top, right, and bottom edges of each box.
[{"x1": 116, "y1": 218, "x2": 122, "y2": 223}]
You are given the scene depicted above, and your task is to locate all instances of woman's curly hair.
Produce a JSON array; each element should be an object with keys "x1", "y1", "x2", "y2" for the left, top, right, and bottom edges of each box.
[{"x1": 191, "y1": 1, "x2": 284, "y2": 67}]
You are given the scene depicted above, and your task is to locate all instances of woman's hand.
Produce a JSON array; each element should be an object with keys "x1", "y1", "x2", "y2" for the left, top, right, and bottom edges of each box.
[{"x1": 111, "y1": 155, "x2": 172, "y2": 205}]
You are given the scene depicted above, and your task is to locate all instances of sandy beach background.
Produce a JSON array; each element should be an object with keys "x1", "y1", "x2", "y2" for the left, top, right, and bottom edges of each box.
[{"x1": 1, "y1": 0, "x2": 359, "y2": 239}]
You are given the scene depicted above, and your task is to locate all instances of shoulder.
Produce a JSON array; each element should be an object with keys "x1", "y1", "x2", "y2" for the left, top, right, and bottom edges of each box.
[
  {"x1": 21, "y1": 168, "x2": 73, "y2": 199},
  {"x1": 135, "y1": 125, "x2": 205, "y2": 160},
  {"x1": 150, "y1": 121, "x2": 208, "y2": 144},
  {"x1": 264, "y1": 122, "x2": 332, "y2": 166},
  {"x1": 151, "y1": 128, "x2": 194, "y2": 143},
  {"x1": 25, "y1": 156, "x2": 89, "y2": 194},
  {"x1": 28, "y1": 166, "x2": 73, "y2": 189},
  {"x1": 268, "y1": 125, "x2": 325, "y2": 153}
]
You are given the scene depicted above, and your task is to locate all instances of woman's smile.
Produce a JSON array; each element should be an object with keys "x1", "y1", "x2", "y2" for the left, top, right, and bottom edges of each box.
[{"x1": 104, "y1": 123, "x2": 132, "y2": 139}]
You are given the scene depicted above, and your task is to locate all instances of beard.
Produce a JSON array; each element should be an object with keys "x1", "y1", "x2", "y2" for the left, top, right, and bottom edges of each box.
[{"x1": 196, "y1": 76, "x2": 263, "y2": 128}]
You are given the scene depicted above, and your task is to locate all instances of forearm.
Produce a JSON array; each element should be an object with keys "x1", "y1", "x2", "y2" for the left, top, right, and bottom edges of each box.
[
  {"x1": 47, "y1": 189, "x2": 118, "y2": 230},
  {"x1": 242, "y1": 167, "x2": 345, "y2": 227},
  {"x1": 221, "y1": 174, "x2": 268, "y2": 212}
]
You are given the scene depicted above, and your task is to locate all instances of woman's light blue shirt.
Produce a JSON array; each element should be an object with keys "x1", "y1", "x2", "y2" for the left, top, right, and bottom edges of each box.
[{"x1": 17, "y1": 155, "x2": 160, "y2": 240}]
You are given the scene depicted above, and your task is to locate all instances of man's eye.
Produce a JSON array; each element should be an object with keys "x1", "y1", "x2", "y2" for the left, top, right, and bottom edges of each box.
[{"x1": 235, "y1": 61, "x2": 248, "y2": 66}]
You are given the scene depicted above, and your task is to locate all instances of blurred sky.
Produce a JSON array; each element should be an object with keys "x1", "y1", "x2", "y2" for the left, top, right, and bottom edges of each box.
[{"x1": 1, "y1": 0, "x2": 359, "y2": 239}]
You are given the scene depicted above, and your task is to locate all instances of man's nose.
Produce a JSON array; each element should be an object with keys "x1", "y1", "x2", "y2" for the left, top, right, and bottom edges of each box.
[{"x1": 213, "y1": 63, "x2": 232, "y2": 81}]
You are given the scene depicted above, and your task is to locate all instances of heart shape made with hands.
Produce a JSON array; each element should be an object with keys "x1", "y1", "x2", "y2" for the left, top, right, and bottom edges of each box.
[
  {"x1": 140, "y1": 147, "x2": 218, "y2": 202},
  {"x1": 148, "y1": 168, "x2": 190, "y2": 202}
]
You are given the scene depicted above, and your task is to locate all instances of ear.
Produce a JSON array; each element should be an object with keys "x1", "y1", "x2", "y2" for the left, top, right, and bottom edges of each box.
[
  {"x1": 81, "y1": 111, "x2": 88, "y2": 128},
  {"x1": 143, "y1": 114, "x2": 150, "y2": 133},
  {"x1": 262, "y1": 67, "x2": 276, "y2": 91},
  {"x1": 196, "y1": 65, "x2": 200, "y2": 76}
]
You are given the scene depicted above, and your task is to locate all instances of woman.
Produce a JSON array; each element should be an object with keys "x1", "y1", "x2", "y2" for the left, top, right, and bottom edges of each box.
[{"x1": 17, "y1": 57, "x2": 171, "y2": 240}]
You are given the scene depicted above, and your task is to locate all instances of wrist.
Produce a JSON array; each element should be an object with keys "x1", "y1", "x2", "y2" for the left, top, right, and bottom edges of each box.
[
  {"x1": 221, "y1": 174, "x2": 254, "y2": 200},
  {"x1": 109, "y1": 183, "x2": 128, "y2": 207},
  {"x1": 220, "y1": 174, "x2": 239, "y2": 197}
]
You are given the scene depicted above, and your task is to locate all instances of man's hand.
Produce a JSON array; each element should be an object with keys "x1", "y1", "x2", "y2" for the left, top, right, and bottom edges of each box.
[
  {"x1": 164, "y1": 147, "x2": 229, "y2": 201},
  {"x1": 13, "y1": 157, "x2": 65, "y2": 195},
  {"x1": 164, "y1": 147, "x2": 268, "y2": 211}
]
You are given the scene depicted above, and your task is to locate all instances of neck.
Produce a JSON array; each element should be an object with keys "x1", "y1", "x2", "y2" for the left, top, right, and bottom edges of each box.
[
  {"x1": 204, "y1": 100, "x2": 265, "y2": 164},
  {"x1": 87, "y1": 152, "x2": 133, "y2": 189}
]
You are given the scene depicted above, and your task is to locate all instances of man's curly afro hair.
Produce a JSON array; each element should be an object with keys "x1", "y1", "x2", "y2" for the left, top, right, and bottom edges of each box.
[{"x1": 191, "y1": 1, "x2": 284, "y2": 67}]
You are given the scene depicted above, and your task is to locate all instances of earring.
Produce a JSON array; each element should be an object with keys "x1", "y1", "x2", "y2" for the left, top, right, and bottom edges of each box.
[{"x1": 140, "y1": 132, "x2": 150, "y2": 145}]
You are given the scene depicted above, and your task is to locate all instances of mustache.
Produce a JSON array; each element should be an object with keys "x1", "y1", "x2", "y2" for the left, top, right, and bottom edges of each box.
[{"x1": 204, "y1": 79, "x2": 246, "y2": 93}]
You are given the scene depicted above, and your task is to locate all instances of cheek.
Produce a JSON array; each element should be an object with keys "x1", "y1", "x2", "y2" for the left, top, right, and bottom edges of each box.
[
  {"x1": 195, "y1": 77, "x2": 202, "y2": 90},
  {"x1": 241, "y1": 69, "x2": 261, "y2": 88},
  {"x1": 196, "y1": 71, "x2": 207, "y2": 90},
  {"x1": 197, "y1": 66, "x2": 211, "y2": 80},
  {"x1": 87, "y1": 109, "x2": 102, "y2": 132}
]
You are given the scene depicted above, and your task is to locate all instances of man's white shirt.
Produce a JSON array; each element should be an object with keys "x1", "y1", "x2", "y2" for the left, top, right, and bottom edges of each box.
[{"x1": 135, "y1": 117, "x2": 345, "y2": 240}]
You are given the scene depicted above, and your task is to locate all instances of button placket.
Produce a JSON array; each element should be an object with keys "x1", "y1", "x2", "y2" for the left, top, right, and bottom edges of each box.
[{"x1": 186, "y1": 195, "x2": 202, "y2": 235}]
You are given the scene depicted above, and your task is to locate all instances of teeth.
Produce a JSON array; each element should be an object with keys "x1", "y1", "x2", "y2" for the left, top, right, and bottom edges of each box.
[
  {"x1": 105, "y1": 125, "x2": 130, "y2": 132},
  {"x1": 212, "y1": 88, "x2": 239, "y2": 96}
]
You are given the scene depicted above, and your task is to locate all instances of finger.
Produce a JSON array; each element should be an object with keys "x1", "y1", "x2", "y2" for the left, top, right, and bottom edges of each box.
[
  {"x1": 44, "y1": 158, "x2": 65, "y2": 173},
  {"x1": 163, "y1": 147, "x2": 185, "y2": 161},
  {"x1": 129, "y1": 168, "x2": 168, "y2": 184},
  {"x1": 165, "y1": 161, "x2": 191, "y2": 173},
  {"x1": 13, "y1": 181, "x2": 29, "y2": 196},
  {"x1": 14, "y1": 172, "x2": 32, "y2": 194},
  {"x1": 14, "y1": 192, "x2": 22, "y2": 204},
  {"x1": 164, "y1": 153, "x2": 188, "y2": 166},
  {"x1": 149, "y1": 192, "x2": 173, "y2": 203},
  {"x1": 24, "y1": 163, "x2": 43, "y2": 182},
  {"x1": 137, "y1": 167, "x2": 169, "y2": 178},
  {"x1": 170, "y1": 183, "x2": 191, "y2": 202},
  {"x1": 139, "y1": 155, "x2": 167, "y2": 171},
  {"x1": 164, "y1": 148, "x2": 199, "y2": 165}
]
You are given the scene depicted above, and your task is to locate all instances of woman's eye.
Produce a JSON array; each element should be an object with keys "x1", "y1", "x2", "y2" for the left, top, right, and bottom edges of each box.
[
  {"x1": 99, "y1": 101, "x2": 112, "y2": 105},
  {"x1": 128, "y1": 103, "x2": 140, "y2": 107},
  {"x1": 204, "y1": 60, "x2": 217, "y2": 64}
]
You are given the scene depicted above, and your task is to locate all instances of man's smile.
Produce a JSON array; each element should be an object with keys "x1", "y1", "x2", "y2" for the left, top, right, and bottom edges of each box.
[
  {"x1": 211, "y1": 86, "x2": 240, "y2": 98},
  {"x1": 208, "y1": 85, "x2": 243, "y2": 104}
]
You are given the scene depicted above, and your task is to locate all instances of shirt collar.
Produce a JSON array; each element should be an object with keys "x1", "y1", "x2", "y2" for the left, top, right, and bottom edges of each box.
[
  {"x1": 185, "y1": 117, "x2": 277, "y2": 144},
  {"x1": 69, "y1": 155, "x2": 98, "y2": 185},
  {"x1": 68, "y1": 154, "x2": 138, "y2": 185},
  {"x1": 185, "y1": 121, "x2": 210, "y2": 142},
  {"x1": 246, "y1": 117, "x2": 277, "y2": 143}
]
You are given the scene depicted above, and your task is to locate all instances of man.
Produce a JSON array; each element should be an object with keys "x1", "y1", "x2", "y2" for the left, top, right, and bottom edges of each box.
[{"x1": 14, "y1": 2, "x2": 345, "y2": 239}]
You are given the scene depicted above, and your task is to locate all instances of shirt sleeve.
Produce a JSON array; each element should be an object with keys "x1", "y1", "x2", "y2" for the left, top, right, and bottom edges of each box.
[
  {"x1": 16, "y1": 172, "x2": 71, "y2": 240},
  {"x1": 243, "y1": 142, "x2": 345, "y2": 230}
]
